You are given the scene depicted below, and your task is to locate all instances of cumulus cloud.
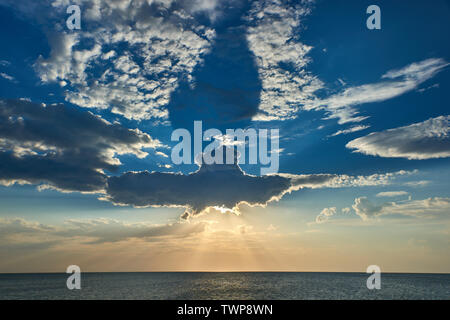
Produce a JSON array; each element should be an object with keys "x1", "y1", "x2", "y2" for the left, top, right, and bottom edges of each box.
[
  {"x1": 352, "y1": 197, "x2": 385, "y2": 221},
  {"x1": 352, "y1": 197, "x2": 450, "y2": 221},
  {"x1": 105, "y1": 157, "x2": 415, "y2": 218},
  {"x1": 346, "y1": 116, "x2": 450, "y2": 160},
  {"x1": 315, "y1": 207, "x2": 336, "y2": 224},
  {"x1": 305, "y1": 58, "x2": 449, "y2": 124},
  {"x1": 0, "y1": 99, "x2": 159, "y2": 192}
]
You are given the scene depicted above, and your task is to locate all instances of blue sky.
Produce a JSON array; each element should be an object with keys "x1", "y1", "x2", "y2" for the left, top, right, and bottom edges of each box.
[{"x1": 0, "y1": 0, "x2": 449, "y2": 272}]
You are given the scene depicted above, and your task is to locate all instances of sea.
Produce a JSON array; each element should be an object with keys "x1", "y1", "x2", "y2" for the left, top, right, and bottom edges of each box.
[{"x1": 0, "y1": 272, "x2": 448, "y2": 300}]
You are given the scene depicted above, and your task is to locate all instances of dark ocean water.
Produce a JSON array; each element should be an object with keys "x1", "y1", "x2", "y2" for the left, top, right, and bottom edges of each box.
[{"x1": 0, "y1": 272, "x2": 448, "y2": 300}]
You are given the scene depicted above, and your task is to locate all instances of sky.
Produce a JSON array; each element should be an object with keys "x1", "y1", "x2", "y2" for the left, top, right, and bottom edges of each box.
[{"x1": 0, "y1": 0, "x2": 449, "y2": 273}]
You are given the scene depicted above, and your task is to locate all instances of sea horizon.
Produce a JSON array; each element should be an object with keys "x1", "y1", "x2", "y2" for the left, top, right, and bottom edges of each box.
[{"x1": 1, "y1": 272, "x2": 449, "y2": 300}]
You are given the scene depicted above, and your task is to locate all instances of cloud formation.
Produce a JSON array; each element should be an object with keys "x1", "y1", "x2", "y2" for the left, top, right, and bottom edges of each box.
[
  {"x1": 32, "y1": 0, "x2": 217, "y2": 120},
  {"x1": 352, "y1": 197, "x2": 450, "y2": 221},
  {"x1": 105, "y1": 158, "x2": 415, "y2": 218},
  {"x1": 346, "y1": 116, "x2": 450, "y2": 160},
  {"x1": 246, "y1": 0, "x2": 322, "y2": 121},
  {"x1": 315, "y1": 207, "x2": 336, "y2": 224},
  {"x1": 305, "y1": 58, "x2": 449, "y2": 124},
  {"x1": 106, "y1": 162, "x2": 292, "y2": 218},
  {"x1": 0, "y1": 99, "x2": 159, "y2": 192},
  {"x1": 0, "y1": 217, "x2": 207, "y2": 245},
  {"x1": 329, "y1": 125, "x2": 370, "y2": 137},
  {"x1": 376, "y1": 191, "x2": 409, "y2": 198}
]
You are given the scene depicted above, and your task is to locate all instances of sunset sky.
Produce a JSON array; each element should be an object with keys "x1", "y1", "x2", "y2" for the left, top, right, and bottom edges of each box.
[{"x1": 0, "y1": 0, "x2": 449, "y2": 273}]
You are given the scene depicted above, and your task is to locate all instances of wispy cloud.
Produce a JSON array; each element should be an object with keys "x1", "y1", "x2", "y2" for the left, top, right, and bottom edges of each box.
[
  {"x1": 0, "y1": 217, "x2": 207, "y2": 245},
  {"x1": 0, "y1": 72, "x2": 16, "y2": 82},
  {"x1": 329, "y1": 125, "x2": 370, "y2": 137},
  {"x1": 346, "y1": 116, "x2": 450, "y2": 160},
  {"x1": 352, "y1": 196, "x2": 450, "y2": 221},
  {"x1": 305, "y1": 58, "x2": 449, "y2": 124},
  {"x1": 314, "y1": 196, "x2": 450, "y2": 223}
]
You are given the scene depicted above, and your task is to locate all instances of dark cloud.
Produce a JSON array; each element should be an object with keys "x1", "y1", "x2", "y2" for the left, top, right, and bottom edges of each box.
[
  {"x1": 0, "y1": 99, "x2": 159, "y2": 192},
  {"x1": 0, "y1": 99, "x2": 415, "y2": 217},
  {"x1": 105, "y1": 159, "x2": 346, "y2": 218},
  {"x1": 105, "y1": 158, "x2": 414, "y2": 218}
]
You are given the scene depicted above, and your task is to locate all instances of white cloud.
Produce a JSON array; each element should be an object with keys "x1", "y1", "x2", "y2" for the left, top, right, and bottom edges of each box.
[
  {"x1": 376, "y1": 191, "x2": 409, "y2": 197},
  {"x1": 352, "y1": 196, "x2": 450, "y2": 221},
  {"x1": 282, "y1": 169, "x2": 416, "y2": 191},
  {"x1": 315, "y1": 207, "x2": 336, "y2": 224},
  {"x1": 404, "y1": 180, "x2": 431, "y2": 187},
  {"x1": 346, "y1": 116, "x2": 450, "y2": 160},
  {"x1": 329, "y1": 125, "x2": 370, "y2": 137},
  {"x1": 34, "y1": 0, "x2": 216, "y2": 121},
  {"x1": 243, "y1": 1, "x2": 448, "y2": 125},
  {"x1": 305, "y1": 58, "x2": 449, "y2": 124},
  {"x1": 35, "y1": 32, "x2": 79, "y2": 83},
  {"x1": 155, "y1": 151, "x2": 169, "y2": 158},
  {"x1": 0, "y1": 72, "x2": 16, "y2": 82},
  {"x1": 246, "y1": 0, "x2": 323, "y2": 121}
]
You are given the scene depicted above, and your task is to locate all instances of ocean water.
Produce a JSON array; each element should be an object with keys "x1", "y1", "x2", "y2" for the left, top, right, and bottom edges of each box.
[{"x1": 0, "y1": 272, "x2": 448, "y2": 300}]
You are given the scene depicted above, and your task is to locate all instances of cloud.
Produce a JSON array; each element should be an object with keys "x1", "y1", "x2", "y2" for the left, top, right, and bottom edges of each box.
[
  {"x1": 352, "y1": 197, "x2": 450, "y2": 221},
  {"x1": 105, "y1": 161, "x2": 293, "y2": 218},
  {"x1": 346, "y1": 116, "x2": 450, "y2": 160},
  {"x1": 305, "y1": 58, "x2": 449, "y2": 124},
  {"x1": 0, "y1": 72, "x2": 16, "y2": 82},
  {"x1": 246, "y1": 0, "x2": 323, "y2": 121},
  {"x1": 0, "y1": 217, "x2": 207, "y2": 245},
  {"x1": 243, "y1": 2, "x2": 447, "y2": 124},
  {"x1": 376, "y1": 191, "x2": 409, "y2": 197},
  {"x1": 0, "y1": 99, "x2": 159, "y2": 192},
  {"x1": 404, "y1": 180, "x2": 431, "y2": 187},
  {"x1": 352, "y1": 197, "x2": 385, "y2": 220},
  {"x1": 31, "y1": 0, "x2": 216, "y2": 121},
  {"x1": 59, "y1": 218, "x2": 207, "y2": 244},
  {"x1": 329, "y1": 125, "x2": 370, "y2": 137},
  {"x1": 105, "y1": 156, "x2": 415, "y2": 218},
  {"x1": 8, "y1": 1, "x2": 449, "y2": 126},
  {"x1": 34, "y1": 32, "x2": 79, "y2": 83},
  {"x1": 315, "y1": 207, "x2": 336, "y2": 224}
]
